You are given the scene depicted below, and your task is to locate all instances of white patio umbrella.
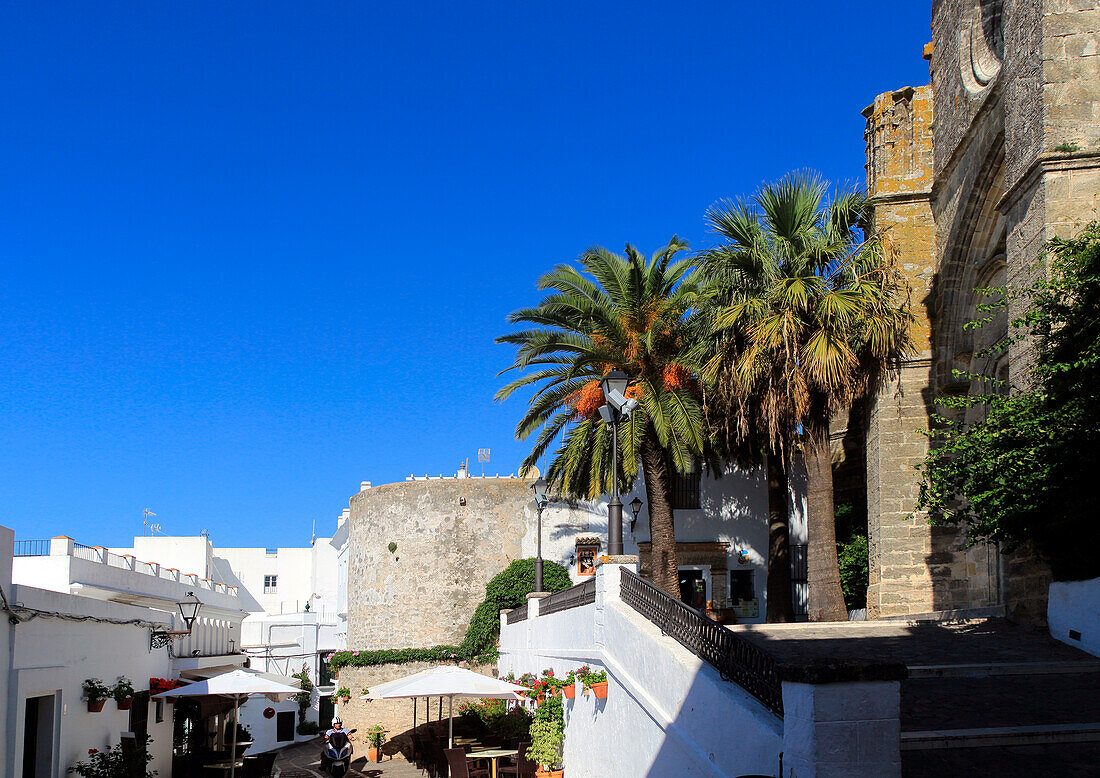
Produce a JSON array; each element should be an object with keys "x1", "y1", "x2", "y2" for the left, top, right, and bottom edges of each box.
[
  {"x1": 154, "y1": 668, "x2": 301, "y2": 778},
  {"x1": 360, "y1": 665, "x2": 527, "y2": 748}
]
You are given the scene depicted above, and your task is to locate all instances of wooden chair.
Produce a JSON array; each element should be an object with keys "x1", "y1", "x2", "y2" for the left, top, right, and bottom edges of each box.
[
  {"x1": 445, "y1": 747, "x2": 489, "y2": 778},
  {"x1": 497, "y1": 741, "x2": 536, "y2": 778}
]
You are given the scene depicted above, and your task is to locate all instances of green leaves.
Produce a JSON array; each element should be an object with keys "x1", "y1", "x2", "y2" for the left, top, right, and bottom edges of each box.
[
  {"x1": 699, "y1": 172, "x2": 913, "y2": 449},
  {"x1": 915, "y1": 223, "x2": 1100, "y2": 580},
  {"x1": 498, "y1": 237, "x2": 709, "y2": 499}
]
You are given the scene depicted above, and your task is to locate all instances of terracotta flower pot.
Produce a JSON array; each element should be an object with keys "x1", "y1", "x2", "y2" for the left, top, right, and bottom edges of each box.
[
  {"x1": 368, "y1": 747, "x2": 382, "y2": 762},
  {"x1": 588, "y1": 681, "x2": 608, "y2": 699},
  {"x1": 562, "y1": 684, "x2": 575, "y2": 699},
  {"x1": 535, "y1": 769, "x2": 563, "y2": 778},
  {"x1": 116, "y1": 696, "x2": 133, "y2": 711},
  {"x1": 88, "y1": 699, "x2": 106, "y2": 712}
]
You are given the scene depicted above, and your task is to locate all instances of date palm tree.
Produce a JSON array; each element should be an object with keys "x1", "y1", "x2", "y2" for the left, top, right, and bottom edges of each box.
[
  {"x1": 698, "y1": 173, "x2": 913, "y2": 621},
  {"x1": 496, "y1": 238, "x2": 714, "y2": 595}
]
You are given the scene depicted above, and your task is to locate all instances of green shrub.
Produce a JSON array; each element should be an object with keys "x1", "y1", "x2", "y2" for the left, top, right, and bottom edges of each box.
[
  {"x1": 458, "y1": 698, "x2": 532, "y2": 741},
  {"x1": 837, "y1": 534, "x2": 868, "y2": 611},
  {"x1": 296, "y1": 721, "x2": 320, "y2": 736}
]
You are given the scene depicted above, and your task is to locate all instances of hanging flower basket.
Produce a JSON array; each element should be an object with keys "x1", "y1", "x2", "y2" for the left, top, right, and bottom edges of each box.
[
  {"x1": 115, "y1": 696, "x2": 133, "y2": 711},
  {"x1": 87, "y1": 699, "x2": 106, "y2": 713},
  {"x1": 562, "y1": 683, "x2": 575, "y2": 699},
  {"x1": 588, "y1": 681, "x2": 608, "y2": 699}
]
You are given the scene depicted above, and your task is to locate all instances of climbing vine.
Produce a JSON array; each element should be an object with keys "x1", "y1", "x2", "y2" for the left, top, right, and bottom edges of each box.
[{"x1": 915, "y1": 223, "x2": 1100, "y2": 580}]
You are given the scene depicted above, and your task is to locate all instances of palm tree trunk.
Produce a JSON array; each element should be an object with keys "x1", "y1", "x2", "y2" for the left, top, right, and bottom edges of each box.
[
  {"x1": 641, "y1": 425, "x2": 679, "y2": 595},
  {"x1": 766, "y1": 450, "x2": 794, "y2": 623},
  {"x1": 804, "y1": 428, "x2": 849, "y2": 621}
]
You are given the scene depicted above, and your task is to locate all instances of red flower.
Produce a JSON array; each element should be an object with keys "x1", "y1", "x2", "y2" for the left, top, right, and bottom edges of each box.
[{"x1": 88, "y1": 749, "x2": 98, "y2": 754}]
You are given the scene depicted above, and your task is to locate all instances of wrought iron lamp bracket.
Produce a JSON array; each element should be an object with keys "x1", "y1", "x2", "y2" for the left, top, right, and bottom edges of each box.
[{"x1": 150, "y1": 629, "x2": 192, "y2": 650}]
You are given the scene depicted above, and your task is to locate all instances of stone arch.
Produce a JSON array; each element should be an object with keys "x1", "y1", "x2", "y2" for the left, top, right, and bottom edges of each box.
[{"x1": 932, "y1": 138, "x2": 1007, "y2": 401}]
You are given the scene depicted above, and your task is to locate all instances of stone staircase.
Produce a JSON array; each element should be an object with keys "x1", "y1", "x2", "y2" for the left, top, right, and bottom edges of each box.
[{"x1": 899, "y1": 631, "x2": 1100, "y2": 777}]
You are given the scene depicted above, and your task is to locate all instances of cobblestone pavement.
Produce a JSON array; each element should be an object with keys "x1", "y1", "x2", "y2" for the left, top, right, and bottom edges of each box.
[{"x1": 273, "y1": 738, "x2": 422, "y2": 778}]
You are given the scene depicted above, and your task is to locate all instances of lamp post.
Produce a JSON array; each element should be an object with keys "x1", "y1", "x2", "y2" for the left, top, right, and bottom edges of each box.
[
  {"x1": 599, "y1": 370, "x2": 639, "y2": 556},
  {"x1": 629, "y1": 497, "x2": 644, "y2": 533},
  {"x1": 531, "y1": 477, "x2": 550, "y2": 593},
  {"x1": 151, "y1": 592, "x2": 202, "y2": 650}
]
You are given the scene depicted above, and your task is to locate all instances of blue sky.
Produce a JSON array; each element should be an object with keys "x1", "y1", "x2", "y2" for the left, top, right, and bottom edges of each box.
[{"x1": 0, "y1": 1, "x2": 932, "y2": 548}]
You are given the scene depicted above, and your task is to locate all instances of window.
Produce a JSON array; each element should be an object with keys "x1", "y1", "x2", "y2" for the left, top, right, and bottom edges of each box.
[
  {"x1": 263, "y1": 575, "x2": 278, "y2": 594},
  {"x1": 671, "y1": 469, "x2": 701, "y2": 509},
  {"x1": 265, "y1": 548, "x2": 278, "y2": 556}
]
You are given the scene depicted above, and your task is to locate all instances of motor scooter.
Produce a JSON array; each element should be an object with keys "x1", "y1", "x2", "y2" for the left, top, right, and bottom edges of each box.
[{"x1": 321, "y1": 728, "x2": 357, "y2": 777}]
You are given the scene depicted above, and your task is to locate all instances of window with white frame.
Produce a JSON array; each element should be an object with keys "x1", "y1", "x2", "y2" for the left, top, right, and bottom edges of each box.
[{"x1": 263, "y1": 574, "x2": 278, "y2": 594}]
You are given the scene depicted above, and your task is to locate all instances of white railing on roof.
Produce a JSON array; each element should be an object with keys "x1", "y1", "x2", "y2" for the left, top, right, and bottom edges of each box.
[{"x1": 56, "y1": 542, "x2": 238, "y2": 598}]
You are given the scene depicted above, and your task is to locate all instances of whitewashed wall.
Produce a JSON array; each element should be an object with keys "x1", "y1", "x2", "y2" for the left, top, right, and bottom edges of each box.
[
  {"x1": 3, "y1": 584, "x2": 176, "y2": 777},
  {"x1": 0, "y1": 526, "x2": 14, "y2": 773},
  {"x1": 1048, "y1": 576, "x2": 1100, "y2": 657},
  {"x1": 520, "y1": 465, "x2": 806, "y2": 622},
  {"x1": 499, "y1": 562, "x2": 782, "y2": 777}
]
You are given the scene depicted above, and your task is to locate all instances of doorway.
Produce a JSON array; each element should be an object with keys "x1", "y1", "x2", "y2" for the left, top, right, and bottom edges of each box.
[
  {"x1": 22, "y1": 694, "x2": 55, "y2": 778},
  {"x1": 678, "y1": 566, "x2": 711, "y2": 609}
]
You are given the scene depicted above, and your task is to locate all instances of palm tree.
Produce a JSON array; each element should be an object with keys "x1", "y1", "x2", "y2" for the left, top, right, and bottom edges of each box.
[
  {"x1": 698, "y1": 173, "x2": 913, "y2": 622},
  {"x1": 496, "y1": 238, "x2": 713, "y2": 595}
]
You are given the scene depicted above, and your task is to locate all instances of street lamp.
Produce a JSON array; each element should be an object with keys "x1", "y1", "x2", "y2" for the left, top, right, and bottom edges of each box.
[
  {"x1": 629, "y1": 497, "x2": 644, "y2": 533},
  {"x1": 531, "y1": 477, "x2": 550, "y2": 593},
  {"x1": 151, "y1": 592, "x2": 202, "y2": 650},
  {"x1": 599, "y1": 370, "x2": 640, "y2": 556}
]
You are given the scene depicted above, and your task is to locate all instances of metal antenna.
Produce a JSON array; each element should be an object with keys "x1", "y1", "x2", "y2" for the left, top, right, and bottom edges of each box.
[{"x1": 143, "y1": 509, "x2": 157, "y2": 536}]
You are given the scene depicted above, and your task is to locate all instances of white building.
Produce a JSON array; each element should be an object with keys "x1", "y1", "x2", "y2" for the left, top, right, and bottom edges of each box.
[
  {"x1": 112, "y1": 517, "x2": 349, "y2": 753},
  {"x1": 521, "y1": 465, "x2": 807, "y2": 623},
  {"x1": 1, "y1": 526, "x2": 245, "y2": 778}
]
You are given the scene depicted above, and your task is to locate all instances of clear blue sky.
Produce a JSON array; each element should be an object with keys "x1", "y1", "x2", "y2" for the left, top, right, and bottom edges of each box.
[{"x1": 0, "y1": 1, "x2": 932, "y2": 548}]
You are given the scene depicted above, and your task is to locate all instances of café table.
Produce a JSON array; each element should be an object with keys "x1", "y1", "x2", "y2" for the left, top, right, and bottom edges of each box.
[{"x1": 468, "y1": 747, "x2": 519, "y2": 778}]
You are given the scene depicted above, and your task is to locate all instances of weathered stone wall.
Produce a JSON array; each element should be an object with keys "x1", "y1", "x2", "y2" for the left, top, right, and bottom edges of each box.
[
  {"x1": 864, "y1": 86, "x2": 940, "y2": 617},
  {"x1": 864, "y1": 0, "x2": 1097, "y2": 621},
  {"x1": 347, "y1": 478, "x2": 532, "y2": 650},
  {"x1": 334, "y1": 661, "x2": 497, "y2": 754}
]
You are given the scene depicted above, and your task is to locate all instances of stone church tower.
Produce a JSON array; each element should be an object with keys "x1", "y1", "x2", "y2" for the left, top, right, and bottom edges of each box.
[{"x1": 864, "y1": 0, "x2": 1099, "y2": 621}]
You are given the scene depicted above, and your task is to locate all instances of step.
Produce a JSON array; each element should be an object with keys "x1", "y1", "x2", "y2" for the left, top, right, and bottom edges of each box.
[
  {"x1": 907, "y1": 660, "x2": 1100, "y2": 678},
  {"x1": 901, "y1": 722, "x2": 1100, "y2": 750}
]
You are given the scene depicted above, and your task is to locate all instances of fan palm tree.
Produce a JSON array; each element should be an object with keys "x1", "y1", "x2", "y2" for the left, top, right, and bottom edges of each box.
[
  {"x1": 698, "y1": 173, "x2": 913, "y2": 622},
  {"x1": 496, "y1": 237, "x2": 714, "y2": 595}
]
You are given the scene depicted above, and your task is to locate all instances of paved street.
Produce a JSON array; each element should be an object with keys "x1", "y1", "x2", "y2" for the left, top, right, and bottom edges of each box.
[{"x1": 273, "y1": 738, "x2": 422, "y2": 778}]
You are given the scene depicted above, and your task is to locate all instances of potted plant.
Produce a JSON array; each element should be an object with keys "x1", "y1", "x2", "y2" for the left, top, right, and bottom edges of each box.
[
  {"x1": 69, "y1": 737, "x2": 156, "y2": 777},
  {"x1": 364, "y1": 726, "x2": 387, "y2": 762},
  {"x1": 526, "y1": 694, "x2": 564, "y2": 778},
  {"x1": 111, "y1": 677, "x2": 136, "y2": 710},
  {"x1": 333, "y1": 686, "x2": 351, "y2": 704},
  {"x1": 82, "y1": 678, "x2": 110, "y2": 712},
  {"x1": 560, "y1": 670, "x2": 577, "y2": 699},
  {"x1": 577, "y1": 666, "x2": 608, "y2": 699}
]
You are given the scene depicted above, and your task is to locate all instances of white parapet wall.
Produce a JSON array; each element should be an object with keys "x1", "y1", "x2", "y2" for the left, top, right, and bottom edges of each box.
[
  {"x1": 500, "y1": 560, "x2": 903, "y2": 778},
  {"x1": 1048, "y1": 576, "x2": 1100, "y2": 657},
  {"x1": 500, "y1": 560, "x2": 782, "y2": 777}
]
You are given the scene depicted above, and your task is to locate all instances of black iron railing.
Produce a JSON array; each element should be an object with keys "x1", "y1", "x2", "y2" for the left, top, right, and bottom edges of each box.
[
  {"x1": 13, "y1": 539, "x2": 50, "y2": 556},
  {"x1": 620, "y1": 567, "x2": 784, "y2": 716},
  {"x1": 540, "y1": 577, "x2": 596, "y2": 616},
  {"x1": 506, "y1": 603, "x2": 528, "y2": 624}
]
